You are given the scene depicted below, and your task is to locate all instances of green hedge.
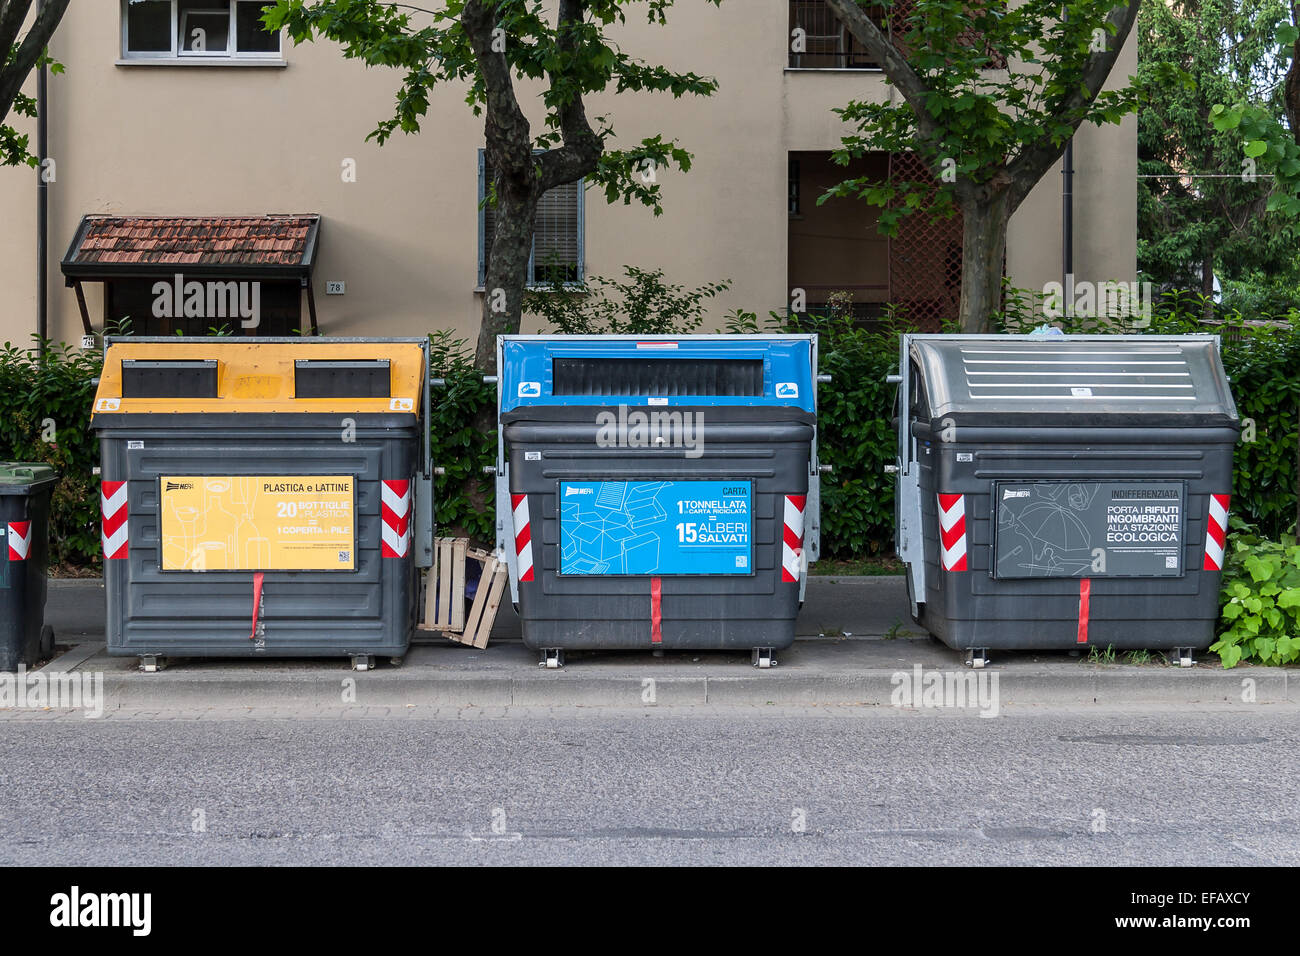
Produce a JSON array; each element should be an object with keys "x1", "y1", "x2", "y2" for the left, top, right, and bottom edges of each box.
[{"x1": 0, "y1": 339, "x2": 103, "y2": 569}]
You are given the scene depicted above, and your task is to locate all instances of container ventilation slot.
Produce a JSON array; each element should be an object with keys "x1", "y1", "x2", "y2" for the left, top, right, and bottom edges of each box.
[
  {"x1": 960, "y1": 346, "x2": 1195, "y2": 402},
  {"x1": 552, "y1": 357, "x2": 764, "y2": 398},
  {"x1": 294, "y1": 359, "x2": 391, "y2": 398},
  {"x1": 121, "y1": 359, "x2": 219, "y2": 399}
]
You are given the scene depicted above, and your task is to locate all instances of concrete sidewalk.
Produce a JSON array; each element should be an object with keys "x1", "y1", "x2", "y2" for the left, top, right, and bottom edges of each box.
[{"x1": 29, "y1": 576, "x2": 1299, "y2": 711}]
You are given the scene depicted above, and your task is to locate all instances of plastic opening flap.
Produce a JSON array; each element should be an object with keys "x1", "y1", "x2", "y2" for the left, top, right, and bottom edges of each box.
[
  {"x1": 552, "y1": 357, "x2": 764, "y2": 398},
  {"x1": 120, "y1": 360, "x2": 219, "y2": 399},
  {"x1": 294, "y1": 359, "x2": 391, "y2": 398}
]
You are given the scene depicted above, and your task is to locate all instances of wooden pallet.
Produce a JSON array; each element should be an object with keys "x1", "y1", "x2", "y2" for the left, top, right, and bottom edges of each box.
[{"x1": 419, "y1": 537, "x2": 508, "y2": 649}]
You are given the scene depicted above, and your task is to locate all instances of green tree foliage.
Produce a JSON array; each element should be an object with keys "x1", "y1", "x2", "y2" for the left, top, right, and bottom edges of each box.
[
  {"x1": 265, "y1": 0, "x2": 720, "y2": 369},
  {"x1": 1208, "y1": 8, "x2": 1300, "y2": 219},
  {"x1": 0, "y1": 0, "x2": 68, "y2": 168},
  {"x1": 821, "y1": 0, "x2": 1148, "y2": 332},
  {"x1": 1138, "y1": 0, "x2": 1298, "y2": 313}
]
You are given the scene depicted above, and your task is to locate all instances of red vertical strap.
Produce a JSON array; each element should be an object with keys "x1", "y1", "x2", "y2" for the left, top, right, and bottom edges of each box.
[
  {"x1": 650, "y1": 576, "x2": 663, "y2": 645},
  {"x1": 1077, "y1": 577, "x2": 1091, "y2": 645},
  {"x1": 249, "y1": 571, "x2": 265, "y2": 641}
]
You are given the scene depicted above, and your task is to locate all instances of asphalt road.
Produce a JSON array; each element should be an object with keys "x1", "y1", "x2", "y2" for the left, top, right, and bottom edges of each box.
[{"x1": 0, "y1": 706, "x2": 1294, "y2": 866}]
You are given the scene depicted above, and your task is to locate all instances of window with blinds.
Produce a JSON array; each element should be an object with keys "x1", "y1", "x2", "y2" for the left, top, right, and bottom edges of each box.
[{"x1": 478, "y1": 150, "x2": 584, "y2": 288}]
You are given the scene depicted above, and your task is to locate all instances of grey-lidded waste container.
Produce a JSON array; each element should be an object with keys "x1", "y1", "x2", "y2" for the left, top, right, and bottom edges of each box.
[
  {"x1": 893, "y1": 334, "x2": 1239, "y2": 664},
  {"x1": 0, "y1": 463, "x2": 58, "y2": 670},
  {"x1": 89, "y1": 338, "x2": 434, "y2": 670},
  {"x1": 495, "y1": 334, "x2": 823, "y2": 666}
]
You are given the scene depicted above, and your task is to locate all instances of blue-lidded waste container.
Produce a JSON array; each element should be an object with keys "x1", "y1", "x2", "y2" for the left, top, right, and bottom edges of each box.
[{"x1": 495, "y1": 335, "x2": 824, "y2": 667}]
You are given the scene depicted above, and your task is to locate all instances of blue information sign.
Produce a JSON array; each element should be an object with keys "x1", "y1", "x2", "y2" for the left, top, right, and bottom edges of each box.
[{"x1": 559, "y1": 480, "x2": 753, "y2": 576}]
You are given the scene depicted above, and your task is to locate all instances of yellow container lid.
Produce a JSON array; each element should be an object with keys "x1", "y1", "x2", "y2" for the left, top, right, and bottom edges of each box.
[{"x1": 91, "y1": 338, "x2": 426, "y2": 416}]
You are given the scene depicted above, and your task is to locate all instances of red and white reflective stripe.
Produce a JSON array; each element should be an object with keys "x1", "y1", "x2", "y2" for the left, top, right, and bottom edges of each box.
[
  {"x1": 1203, "y1": 493, "x2": 1231, "y2": 571},
  {"x1": 512, "y1": 493, "x2": 534, "y2": 582},
  {"x1": 938, "y1": 493, "x2": 968, "y2": 572},
  {"x1": 782, "y1": 494, "x2": 806, "y2": 583},
  {"x1": 102, "y1": 480, "x2": 129, "y2": 560},
  {"x1": 7, "y1": 521, "x2": 30, "y2": 561},
  {"x1": 1077, "y1": 578, "x2": 1091, "y2": 645},
  {"x1": 650, "y1": 576, "x2": 663, "y2": 644},
  {"x1": 380, "y1": 480, "x2": 412, "y2": 558}
]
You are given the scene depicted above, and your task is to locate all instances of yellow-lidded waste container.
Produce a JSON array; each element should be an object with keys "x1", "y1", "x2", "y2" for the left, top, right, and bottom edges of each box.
[{"x1": 89, "y1": 337, "x2": 433, "y2": 670}]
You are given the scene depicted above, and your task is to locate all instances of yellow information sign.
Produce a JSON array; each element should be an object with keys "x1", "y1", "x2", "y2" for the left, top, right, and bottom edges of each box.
[{"x1": 159, "y1": 476, "x2": 356, "y2": 571}]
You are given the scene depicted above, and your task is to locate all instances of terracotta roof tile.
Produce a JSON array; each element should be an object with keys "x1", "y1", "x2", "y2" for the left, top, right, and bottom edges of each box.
[{"x1": 67, "y1": 215, "x2": 319, "y2": 270}]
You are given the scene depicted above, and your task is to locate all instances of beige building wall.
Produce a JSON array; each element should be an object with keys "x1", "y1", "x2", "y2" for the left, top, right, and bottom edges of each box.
[{"x1": 0, "y1": 0, "x2": 1136, "y2": 347}]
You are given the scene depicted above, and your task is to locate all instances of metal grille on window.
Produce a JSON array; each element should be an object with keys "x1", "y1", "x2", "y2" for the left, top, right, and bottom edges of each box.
[{"x1": 886, "y1": 151, "x2": 966, "y2": 332}]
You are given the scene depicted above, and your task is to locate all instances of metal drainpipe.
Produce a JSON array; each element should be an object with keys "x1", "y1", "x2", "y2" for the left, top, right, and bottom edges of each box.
[
  {"x1": 1061, "y1": 5, "x2": 1074, "y2": 292},
  {"x1": 36, "y1": 0, "x2": 49, "y2": 356},
  {"x1": 1062, "y1": 137, "x2": 1074, "y2": 290}
]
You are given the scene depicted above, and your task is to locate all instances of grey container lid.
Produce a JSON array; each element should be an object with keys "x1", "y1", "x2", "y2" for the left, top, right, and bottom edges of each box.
[
  {"x1": 0, "y1": 462, "x2": 59, "y2": 495},
  {"x1": 909, "y1": 334, "x2": 1239, "y2": 423}
]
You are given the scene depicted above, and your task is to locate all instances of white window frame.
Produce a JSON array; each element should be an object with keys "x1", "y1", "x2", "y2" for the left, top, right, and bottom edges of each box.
[{"x1": 121, "y1": 1, "x2": 283, "y2": 61}]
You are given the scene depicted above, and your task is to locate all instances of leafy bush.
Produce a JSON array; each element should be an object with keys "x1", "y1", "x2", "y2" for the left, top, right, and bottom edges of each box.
[
  {"x1": 524, "y1": 266, "x2": 730, "y2": 335},
  {"x1": 426, "y1": 330, "x2": 496, "y2": 543},
  {"x1": 0, "y1": 339, "x2": 103, "y2": 568},
  {"x1": 1212, "y1": 521, "x2": 1300, "y2": 667},
  {"x1": 1218, "y1": 273, "x2": 1300, "y2": 320}
]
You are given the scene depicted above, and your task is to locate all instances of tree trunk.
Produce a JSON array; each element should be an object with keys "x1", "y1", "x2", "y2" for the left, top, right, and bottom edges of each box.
[
  {"x1": 473, "y1": 182, "x2": 538, "y2": 373},
  {"x1": 956, "y1": 190, "x2": 1011, "y2": 333}
]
